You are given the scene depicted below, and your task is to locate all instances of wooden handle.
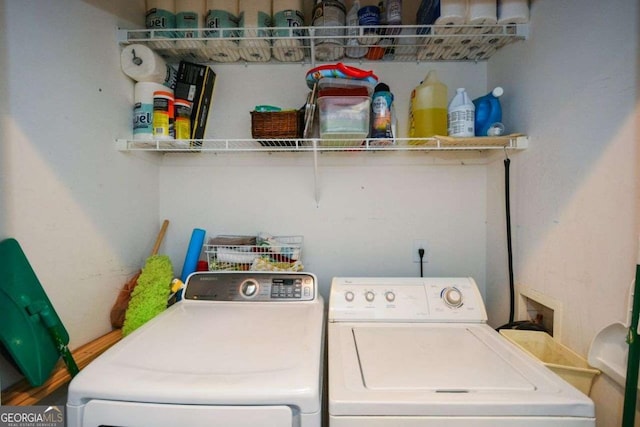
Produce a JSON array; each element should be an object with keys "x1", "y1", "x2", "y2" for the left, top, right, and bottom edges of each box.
[{"x1": 150, "y1": 219, "x2": 170, "y2": 256}]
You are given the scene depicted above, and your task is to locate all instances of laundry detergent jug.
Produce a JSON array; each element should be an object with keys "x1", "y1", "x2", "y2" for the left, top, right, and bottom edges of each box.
[
  {"x1": 473, "y1": 87, "x2": 503, "y2": 136},
  {"x1": 409, "y1": 70, "x2": 448, "y2": 143}
]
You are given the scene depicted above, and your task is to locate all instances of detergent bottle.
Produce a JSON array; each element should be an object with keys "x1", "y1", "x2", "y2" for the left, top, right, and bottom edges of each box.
[
  {"x1": 345, "y1": 0, "x2": 367, "y2": 58},
  {"x1": 447, "y1": 88, "x2": 475, "y2": 137},
  {"x1": 409, "y1": 70, "x2": 448, "y2": 142},
  {"x1": 473, "y1": 87, "x2": 504, "y2": 136},
  {"x1": 371, "y1": 82, "x2": 394, "y2": 143}
]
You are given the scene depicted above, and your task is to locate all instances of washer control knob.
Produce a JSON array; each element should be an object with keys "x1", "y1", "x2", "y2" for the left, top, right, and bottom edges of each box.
[
  {"x1": 385, "y1": 291, "x2": 396, "y2": 302},
  {"x1": 240, "y1": 279, "x2": 259, "y2": 298},
  {"x1": 442, "y1": 287, "x2": 463, "y2": 308},
  {"x1": 345, "y1": 291, "x2": 355, "y2": 302},
  {"x1": 365, "y1": 291, "x2": 375, "y2": 302}
]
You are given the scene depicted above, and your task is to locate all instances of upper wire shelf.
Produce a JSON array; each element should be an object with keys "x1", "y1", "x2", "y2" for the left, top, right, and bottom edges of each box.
[{"x1": 117, "y1": 24, "x2": 528, "y2": 64}]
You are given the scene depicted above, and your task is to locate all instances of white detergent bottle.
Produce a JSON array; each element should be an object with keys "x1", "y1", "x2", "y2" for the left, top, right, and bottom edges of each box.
[
  {"x1": 346, "y1": 0, "x2": 367, "y2": 58},
  {"x1": 448, "y1": 88, "x2": 475, "y2": 137}
]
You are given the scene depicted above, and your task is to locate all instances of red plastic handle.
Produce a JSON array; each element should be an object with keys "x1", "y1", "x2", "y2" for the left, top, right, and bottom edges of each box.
[{"x1": 337, "y1": 63, "x2": 376, "y2": 79}]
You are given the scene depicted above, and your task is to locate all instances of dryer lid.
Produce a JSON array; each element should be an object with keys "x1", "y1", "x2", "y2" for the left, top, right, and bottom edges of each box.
[{"x1": 68, "y1": 299, "x2": 324, "y2": 413}]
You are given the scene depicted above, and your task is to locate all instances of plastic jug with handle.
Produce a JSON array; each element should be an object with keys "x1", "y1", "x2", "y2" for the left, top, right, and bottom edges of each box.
[
  {"x1": 473, "y1": 87, "x2": 504, "y2": 136},
  {"x1": 409, "y1": 70, "x2": 448, "y2": 143}
]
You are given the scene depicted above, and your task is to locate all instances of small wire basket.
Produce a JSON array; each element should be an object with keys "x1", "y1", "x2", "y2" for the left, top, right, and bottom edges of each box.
[{"x1": 205, "y1": 235, "x2": 303, "y2": 271}]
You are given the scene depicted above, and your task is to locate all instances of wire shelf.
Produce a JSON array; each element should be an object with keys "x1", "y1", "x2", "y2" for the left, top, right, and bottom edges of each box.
[
  {"x1": 116, "y1": 135, "x2": 528, "y2": 153},
  {"x1": 117, "y1": 24, "x2": 527, "y2": 64}
]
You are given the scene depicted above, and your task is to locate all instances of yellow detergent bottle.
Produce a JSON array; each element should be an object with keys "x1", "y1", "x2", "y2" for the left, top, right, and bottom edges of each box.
[{"x1": 410, "y1": 70, "x2": 448, "y2": 144}]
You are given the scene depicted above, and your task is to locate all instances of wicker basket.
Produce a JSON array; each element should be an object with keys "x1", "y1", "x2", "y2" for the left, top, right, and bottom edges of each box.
[{"x1": 251, "y1": 109, "x2": 304, "y2": 146}]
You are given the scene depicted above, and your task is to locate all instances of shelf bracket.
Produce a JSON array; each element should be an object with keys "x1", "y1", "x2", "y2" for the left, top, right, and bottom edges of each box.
[
  {"x1": 312, "y1": 139, "x2": 320, "y2": 206},
  {"x1": 115, "y1": 139, "x2": 129, "y2": 151}
]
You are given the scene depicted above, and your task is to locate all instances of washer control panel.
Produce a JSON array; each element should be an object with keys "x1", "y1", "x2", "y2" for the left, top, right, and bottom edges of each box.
[
  {"x1": 184, "y1": 272, "x2": 316, "y2": 301},
  {"x1": 328, "y1": 277, "x2": 487, "y2": 322}
]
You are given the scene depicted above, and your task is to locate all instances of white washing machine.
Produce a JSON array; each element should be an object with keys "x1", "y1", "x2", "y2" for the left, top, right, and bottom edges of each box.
[
  {"x1": 328, "y1": 277, "x2": 595, "y2": 426},
  {"x1": 67, "y1": 271, "x2": 324, "y2": 427}
]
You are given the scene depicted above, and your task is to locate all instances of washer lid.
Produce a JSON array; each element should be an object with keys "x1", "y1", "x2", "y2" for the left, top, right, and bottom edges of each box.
[
  {"x1": 68, "y1": 299, "x2": 324, "y2": 413},
  {"x1": 329, "y1": 322, "x2": 595, "y2": 418},
  {"x1": 354, "y1": 325, "x2": 533, "y2": 392}
]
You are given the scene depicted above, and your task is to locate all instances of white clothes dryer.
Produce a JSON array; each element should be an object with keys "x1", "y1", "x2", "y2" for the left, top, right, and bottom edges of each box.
[
  {"x1": 67, "y1": 271, "x2": 324, "y2": 427},
  {"x1": 328, "y1": 277, "x2": 595, "y2": 427}
]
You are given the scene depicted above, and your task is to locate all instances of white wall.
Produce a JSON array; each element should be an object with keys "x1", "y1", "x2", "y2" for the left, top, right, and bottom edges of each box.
[
  {"x1": 487, "y1": 0, "x2": 639, "y2": 425},
  {"x1": 158, "y1": 62, "x2": 492, "y2": 301},
  {"x1": 2, "y1": 2, "x2": 638, "y2": 425},
  {"x1": 0, "y1": 0, "x2": 158, "y2": 386}
]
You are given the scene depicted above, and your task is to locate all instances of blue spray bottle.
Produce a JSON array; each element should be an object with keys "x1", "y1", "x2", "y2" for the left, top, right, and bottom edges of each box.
[{"x1": 473, "y1": 87, "x2": 504, "y2": 137}]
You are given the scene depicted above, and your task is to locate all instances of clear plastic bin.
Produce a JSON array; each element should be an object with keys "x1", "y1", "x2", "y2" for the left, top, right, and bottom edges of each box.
[
  {"x1": 318, "y1": 96, "x2": 371, "y2": 146},
  {"x1": 500, "y1": 329, "x2": 600, "y2": 395}
]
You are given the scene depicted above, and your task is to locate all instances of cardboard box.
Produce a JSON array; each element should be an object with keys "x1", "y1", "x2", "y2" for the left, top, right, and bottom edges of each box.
[{"x1": 174, "y1": 61, "x2": 216, "y2": 141}]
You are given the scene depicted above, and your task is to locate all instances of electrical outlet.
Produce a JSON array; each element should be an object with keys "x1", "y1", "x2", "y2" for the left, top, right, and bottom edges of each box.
[{"x1": 413, "y1": 240, "x2": 429, "y2": 263}]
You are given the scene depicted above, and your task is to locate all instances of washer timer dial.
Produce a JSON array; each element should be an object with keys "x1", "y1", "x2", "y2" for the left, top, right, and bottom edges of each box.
[{"x1": 441, "y1": 287, "x2": 463, "y2": 308}]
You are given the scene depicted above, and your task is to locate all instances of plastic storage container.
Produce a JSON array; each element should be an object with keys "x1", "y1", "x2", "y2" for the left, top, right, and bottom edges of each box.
[
  {"x1": 500, "y1": 329, "x2": 600, "y2": 395},
  {"x1": 318, "y1": 77, "x2": 376, "y2": 96},
  {"x1": 318, "y1": 96, "x2": 371, "y2": 145}
]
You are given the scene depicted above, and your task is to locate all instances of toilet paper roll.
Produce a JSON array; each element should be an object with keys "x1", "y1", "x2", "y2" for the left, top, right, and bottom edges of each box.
[
  {"x1": 133, "y1": 82, "x2": 167, "y2": 140},
  {"x1": 146, "y1": 0, "x2": 176, "y2": 37},
  {"x1": 394, "y1": 27, "x2": 417, "y2": 61},
  {"x1": 238, "y1": 0, "x2": 272, "y2": 62},
  {"x1": 436, "y1": 0, "x2": 467, "y2": 26},
  {"x1": 175, "y1": 0, "x2": 205, "y2": 45},
  {"x1": 204, "y1": 0, "x2": 239, "y2": 61},
  {"x1": 272, "y1": 0, "x2": 304, "y2": 62},
  {"x1": 497, "y1": 0, "x2": 529, "y2": 24},
  {"x1": 205, "y1": 39, "x2": 241, "y2": 62},
  {"x1": 467, "y1": 0, "x2": 497, "y2": 25},
  {"x1": 122, "y1": 44, "x2": 177, "y2": 88},
  {"x1": 205, "y1": 0, "x2": 239, "y2": 39},
  {"x1": 273, "y1": 39, "x2": 305, "y2": 62},
  {"x1": 239, "y1": 39, "x2": 272, "y2": 62}
]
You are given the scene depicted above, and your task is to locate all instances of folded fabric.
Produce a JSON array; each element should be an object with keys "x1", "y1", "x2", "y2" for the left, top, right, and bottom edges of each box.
[
  {"x1": 208, "y1": 235, "x2": 256, "y2": 246},
  {"x1": 216, "y1": 248, "x2": 259, "y2": 264},
  {"x1": 251, "y1": 257, "x2": 304, "y2": 272}
]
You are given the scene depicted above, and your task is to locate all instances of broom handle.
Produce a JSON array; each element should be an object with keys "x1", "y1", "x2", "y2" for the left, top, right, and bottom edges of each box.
[
  {"x1": 151, "y1": 220, "x2": 170, "y2": 256},
  {"x1": 622, "y1": 262, "x2": 640, "y2": 427}
]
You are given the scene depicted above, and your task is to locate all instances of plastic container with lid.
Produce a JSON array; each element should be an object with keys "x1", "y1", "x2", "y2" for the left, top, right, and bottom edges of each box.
[
  {"x1": 409, "y1": 70, "x2": 448, "y2": 142},
  {"x1": 318, "y1": 95, "x2": 370, "y2": 145},
  {"x1": 317, "y1": 77, "x2": 376, "y2": 96}
]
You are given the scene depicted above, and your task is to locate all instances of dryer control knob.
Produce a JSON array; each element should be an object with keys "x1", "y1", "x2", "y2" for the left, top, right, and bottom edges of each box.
[
  {"x1": 365, "y1": 291, "x2": 375, "y2": 302},
  {"x1": 385, "y1": 291, "x2": 396, "y2": 302},
  {"x1": 442, "y1": 287, "x2": 463, "y2": 308},
  {"x1": 240, "y1": 279, "x2": 259, "y2": 298},
  {"x1": 345, "y1": 291, "x2": 355, "y2": 302}
]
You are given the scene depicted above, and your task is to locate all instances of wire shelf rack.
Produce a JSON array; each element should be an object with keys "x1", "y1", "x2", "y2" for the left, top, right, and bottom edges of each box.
[{"x1": 117, "y1": 24, "x2": 528, "y2": 64}]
